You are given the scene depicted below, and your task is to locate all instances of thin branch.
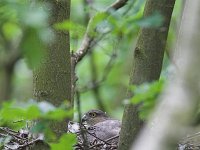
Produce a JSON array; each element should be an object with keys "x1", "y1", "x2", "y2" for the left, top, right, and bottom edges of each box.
[
  {"x1": 0, "y1": 126, "x2": 48, "y2": 149},
  {"x1": 0, "y1": 127, "x2": 28, "y2": 142},
  {"x1": 5, "y1": 49, "x2": 22, "y2": 68},
  {"x1": 89, "y1": 51, "x2": 106, "y2": 111},
  {"x1": 76, "y1": 91, "x2": 89, "y2": 150},
  {"x1": 78, "y1": 50, "x2": 117, "y2": 93},
  {"x1": 5, "y1": 138, "x2": 44, "y2": 150},
  {"x1": 108, "y1": 0, "x2": 129, "y2": 11},
  {"x1": 83, "y1": 0, "x2": 93, "y2": 24},
  {"x1": 73, "y1": 0, "x2": 129, "y2": 65},
  {"x1": 16, "y1": 138, "x2": 42, "y2": 149},
  {"x1": 81, "y1": 124, "x2": 112, "y2": 146},
  {"x1": 0, "y1": 33, "x2": 22, "y2": 99},
  {"x1": 78, "y1": 36, "x2": 120, "y2": 93}
]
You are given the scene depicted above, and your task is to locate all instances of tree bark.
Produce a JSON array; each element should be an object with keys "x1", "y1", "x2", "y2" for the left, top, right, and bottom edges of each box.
[
  {"x1": 118, "y1": 0, "x2": 176, "y2": 149},
  {"x1": 0, "y1": 39, "x2": 21, "y2": 102},
  {"x1": 132, "y1": 0, "x2": 200, "y2": 149},
  {"x1": 0, "y1": 66, "x2": 14, "y2": 101},
  {"x1": 33, "y1": 0, "x2": 71, "y2": 137}
]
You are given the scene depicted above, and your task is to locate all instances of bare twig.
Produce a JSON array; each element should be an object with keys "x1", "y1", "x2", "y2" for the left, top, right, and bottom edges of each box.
[
  {"x1": 87, "y1": 131, "x2": 119, "y2": 149},
  {"x1": 106, "y1": 135, "x2": 119, "y2": 142},
  {"x1": 81, "y1": 124, "x2": 112, "y2": 146},
  {"x1": 5, "y1": 48, "x2": 22, "y2": 68},
  {"x1": 78, "y1": 44, "x2": 117, "y2": 93},
  {"x1": 76, "y1": 91, "x2": 90, "y2": 150},
  {"x1": 82, "y1": 0, "x2": 106, "y2": 111},
  {"x1": 76, "y1": 91, "x2": 82, "y2": 124},
  {"x1": 0, "y1": 127, "x2": 28, "y2": 142},
  {"x1": 83, "y1": 0, "x2": 93, "y2": 24},
  {"x1": 0, "y1": 126, "x2": 47, "y2": 149},
  {"x1": 0, "y1": 31, "x2": 22, "y2": 100},
  {"x1": 15, "y1": 138, "x2": 42, "y2": 149},
  {"x1": 70, "y1": 121, "x2": 119, "y2": 149},
  {"x1": 73, "y1": 0, "x2": 129, "y2": 65},
  {"x1": 89, "y1": 51, "x2": 106, "y2": 111},
  {"x1": 108, "y1": 0, "x2": 129, "y2": 11}
]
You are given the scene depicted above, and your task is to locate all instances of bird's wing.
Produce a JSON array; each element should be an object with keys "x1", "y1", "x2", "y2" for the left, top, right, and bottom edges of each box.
[
  {"x1": 71, "y1": 119, "x2": 121, "y2": 149},
  {"x1": 178, "y1": 131, "x2": 200, "y2": 150},
  {"x1": 88, "y1": 119, "x2": 121, "y2": 141}
]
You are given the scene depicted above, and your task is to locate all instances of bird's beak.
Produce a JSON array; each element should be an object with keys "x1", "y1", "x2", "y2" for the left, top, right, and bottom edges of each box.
[{"x1": 81, "y1": 114, "x2": 88, "y2": 124}]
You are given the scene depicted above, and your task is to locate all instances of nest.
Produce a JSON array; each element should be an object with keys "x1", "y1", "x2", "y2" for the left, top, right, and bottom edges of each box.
[
  {"x1": 68, "y1": 121, "x2": 119, "y2": 150},
  {"x1": 0, "y1": 127, "x2": 46, "y2": 150}
]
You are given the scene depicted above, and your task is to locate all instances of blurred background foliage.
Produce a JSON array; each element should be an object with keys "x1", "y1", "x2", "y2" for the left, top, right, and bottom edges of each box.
[
  {"x1": 0, "y1": 0, "x2": 183, "y2": 148},
  {"x1": 0, "y1": 0, "x2": 183, "y2": 118},
  {"x1": 71, "y1": 0, "x2": 183, "y2": 119}
]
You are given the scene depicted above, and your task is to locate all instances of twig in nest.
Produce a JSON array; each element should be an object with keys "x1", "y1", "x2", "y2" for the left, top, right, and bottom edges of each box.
[{"x1": 0, "y1": 126, "x2": 46, "y2": 150}]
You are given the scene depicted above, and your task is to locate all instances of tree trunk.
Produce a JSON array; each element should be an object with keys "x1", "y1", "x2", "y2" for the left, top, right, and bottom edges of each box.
[
  {"x1": 132, "y1": 0, "x2": 200, "y2": 149},
  {"x1": 118, "y1": 0, "x2": 176, "y2": 149},
  {"x1": 33, "y1": 0, "x2": 71, "y2": 137},
  {"x1": 0, "y1": 66, "x2": 14, "y2": 101}
]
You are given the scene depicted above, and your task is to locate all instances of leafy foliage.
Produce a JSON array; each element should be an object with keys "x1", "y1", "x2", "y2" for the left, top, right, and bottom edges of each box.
[
  {"x1": 54, "y1": 20, "x2": 86, "y2": 39},
  {"x1": 0, "y1": 0, "x2": 183, "y2": 149},
  {"x1": 50, "y1": 134, "x2": 76, "y2": 150},
  {"x1": 0, "y1": 100, "x2": 73, "y2": 126},
  {"x1": 130, "y1": 79, "x2": 165, "y2": 119},
  {"x1": 0, "y1": 0, "x2": 52, "y2": 68},
  {"x1": 135, "y1": 11, "x2": 164, "y2": 28},
  {"x1": 0, "y1": 100, "x2": 74, "y2": 148}
]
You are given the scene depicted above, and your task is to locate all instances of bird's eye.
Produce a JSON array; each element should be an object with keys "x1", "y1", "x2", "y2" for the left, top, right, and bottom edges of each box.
[{"x1": 89, "y1": 112, "x2": 96, "y2": 117}]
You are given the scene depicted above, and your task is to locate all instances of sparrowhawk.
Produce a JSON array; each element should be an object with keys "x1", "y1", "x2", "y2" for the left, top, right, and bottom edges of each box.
[{"x1": 68, "y1": 109, "x2": 121, "y2": 149}]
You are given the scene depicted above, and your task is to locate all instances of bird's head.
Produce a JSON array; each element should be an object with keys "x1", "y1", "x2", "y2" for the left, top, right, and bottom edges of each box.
[{"x1": 81, "y1": 109, "x2": 109, "y2": 126}]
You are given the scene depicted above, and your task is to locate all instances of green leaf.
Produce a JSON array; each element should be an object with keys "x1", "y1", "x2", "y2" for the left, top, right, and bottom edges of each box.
[
  {"x1": 0, "y1": 103, "x2": 40, "y2": 121},
  {"x1": 54, "y1": 20, "x2": 86, "y2": 38},
  {"x1": 21, "y1": 28, "x2": 45, "y2": 69},
  {"x1": 50, "y1": 134, "x2": 76, "y2": 150},
  {"x1": 25, "y1": 105, "x2": 41, "y2": 119},
  {"x1": 21, "y1": 7, "x2": 48, "y2": 28},
  {"x1": 87, "y1": 12, "x2": 108, "y2": 36},
  {"x1": 130, "y1": 79, "x2": 165, "y2": 119},
  {"x1": 42, "y1": 108, "x2": 73, "y2": 121},
  {"x1": 30, "y1": 121, "x2": 48, "y2": 133},
  {"x1": 131, "y1": 80, "x2": 164, "y2": 104},
  {"x1": 2, "y1": 22, "x2": 21, "y2": 40},
  {"x1": 135, "y1": 11, "x2": 164, "y2": 28}
]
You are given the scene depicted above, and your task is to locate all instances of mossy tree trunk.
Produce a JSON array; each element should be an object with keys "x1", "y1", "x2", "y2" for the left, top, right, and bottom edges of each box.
[
  {"x1": 118, "y1": 0, "x2": 176, "y2": 149},
  {"x1": 133, "y1": 1, "x2": 200, "y2": 149},
  {"x1": 33, "y1": 0, "x2": 71, "y2": 137}
]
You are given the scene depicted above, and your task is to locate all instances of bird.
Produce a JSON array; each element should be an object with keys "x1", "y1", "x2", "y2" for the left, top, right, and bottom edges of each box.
[
  {"x1": 81, "y1": 109, "x2": 111, "y2": 126},
  {"x1": 68, "y1": 109, "x2": 121, "y2": 149}
]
